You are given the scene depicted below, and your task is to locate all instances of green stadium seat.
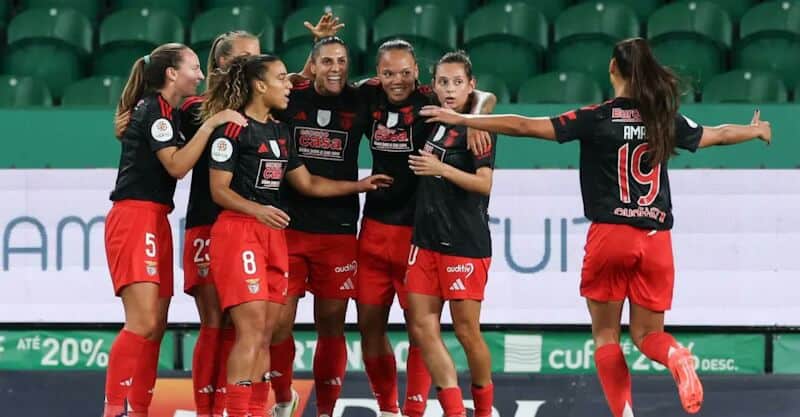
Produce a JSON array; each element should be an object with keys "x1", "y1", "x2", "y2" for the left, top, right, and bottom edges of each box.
[
  {"x1": 0, "y1": 75, "x2": 52, "y2": 107},
  {"x1": 281, "y1": 5, "x2": 367, "y2": 74},
  {"x1": 550, "y1": 2, "x2": 640, "y2": 87},
  {"x1": 61, "y1": 76, "x2": 126, "y2": 106},
  {"x1": 702, "y1": 70, "x2": 788, "y2": 103},
  {"x1": 372, "y1": 5, "x2": 457, "y2": 50},
  {"x1": 486, "y1": 0, "x2": 569, "y2": 21},
  {"x1": 575, "y1": 0, "x2": 662, "y2": 20},
  {"x1": 202, "y1": 0, "x2": 286, "y2": 19},
  {"x1": 648, "y1": 2, "x2": 732, "y2": 90},
  {"x1": 7, "y1": 8, "x2": 93, "y2": 54},
  {"x1": 0, "y1": 2, "x2": 9, "y2": 29},
  {"x1": 94, "y1": 8, "x2": 185, "y2": 77},
  {"x1": 19, "y1": 0, "x2": 101, "y2": 23},
  {"x1": 735, "y1": 1, "x2": 800, "y2": 89},
  {"x1": 673, "y1": 0, "x2": 756, "y2": 20},
  {"x1": 297, "y1": 0, "x2": 381, "y2": 19},
  {"x1": 517, "y1": 72, "x2": 603, "y2": 104},
  {"x1": 463, "y1": 3, "x2": 548, "y2": 94},
  {"x1": 474, "y1": 73, "x2": 511, "y2": 104},
  {"x1": 2, "y1": 45, "x2": 84, "y2": 99},
  {"x1": 390, "y1": 0, "x2": 476, "y2": 21},
  {"x1": 111, "y1": 0, "x2": 194, "y2": 25},
  {"x1": 191, "y1": 6, "x2": 276, "y2": 61}
]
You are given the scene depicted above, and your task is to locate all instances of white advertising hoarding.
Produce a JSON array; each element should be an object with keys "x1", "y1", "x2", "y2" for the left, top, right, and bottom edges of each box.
[{"x1": 0, "y1": 169, "x2": 797, "y2": 325}]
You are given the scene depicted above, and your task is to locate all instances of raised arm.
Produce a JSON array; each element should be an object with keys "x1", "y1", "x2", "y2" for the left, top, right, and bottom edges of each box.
[
  {"x1": 698, "y1": 109, "x2": 771, "y2": 148},
  {"x1": 421, "y1": 106, "x2": 557, "y2": 140},
  {"x1": 295, "y1": 12, "x2": 345, "y2": 80}
]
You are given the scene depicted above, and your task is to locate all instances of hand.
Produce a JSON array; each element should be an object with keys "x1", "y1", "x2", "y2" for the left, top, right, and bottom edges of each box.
[
  {"x1": 209, "y1": 109, "x2": 248, "y2": 129},
  {"x1": 419, "y1": 105, "x2": 465, "y2": 125},
  {"x1": 357, "y1": 174, "x2": 393, "y2": 192},
  {"x1": 254, "y1": 205, "x2": 290, "y2": 229},
  {"x1": 751, "y1": 109, "x2": 771, "y2": 145},
  {"x1": 304, "y1": 12, "x2": 345, "y2": 41},
  {"x1": 114, "y1": 110, "x2": 130, "y2": 139},
  {"x1": 467, "y1": 128, "x2": 491, "y2": 156},
  {"x1": 409, "y1": 150, "x2": 448, "y2": 177}
]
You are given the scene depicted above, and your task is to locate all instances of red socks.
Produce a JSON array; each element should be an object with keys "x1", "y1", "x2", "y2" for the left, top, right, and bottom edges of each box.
[
  {"x1": 314, "y1": 335, "x2": 347, "y2": 416},
  {"x1": 192, "y1": 326, "x2": 221, "y2": 415},
  {"x1": 437, "y1": 387, "x2": 466, "y2": 417},
  {"x1": 364, "y1": 354, "x2": 400, "y2": 413},
  {"x1": 640, "y1": 331, "x2": 681, "y2": 367},
  {"x1": 212, "y1": 328, "x2": 236, "y2": 416},
  {"x1": 403, "y1": 346, "x2": 431, "y2": 417},
  {"x1": 104, "y1": 329, "x2": 148, "y2": 409},
  {"x1": 270, "y1": 335, "x2": 296, "y2": 403},
  {"x1": 128, "y1": 338, "x2": 160, "y2": 413},
  {"x1": 471, "y1": 384, "x2": 494, "y2": 417},
  {"x1": 249, "y1": 381, "x2": 271, "y2": 417},
  {"x1": 225, "y1": 383, "x2": 252, "y2": 417},
  {"x1": 594, "y1": 344, "x2": 633, "y2": 417}
]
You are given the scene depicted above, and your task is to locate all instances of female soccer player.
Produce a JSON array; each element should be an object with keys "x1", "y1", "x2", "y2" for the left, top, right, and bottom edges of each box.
[
  {"x1": 103, "y1": 43, "x2": 245, "y2": 417},
  {"x1": 420, "y1": 37, "x2": 772, "y2": 417},
  {"x1": 354, "y1": 39, "x2": 497, "y2": 417},
  {"x1": 405, "y1": 50, "x2": 496, "y2": 417},
  {"x1": 201, "y1": 53, "x2": 391, "y2": 417}
]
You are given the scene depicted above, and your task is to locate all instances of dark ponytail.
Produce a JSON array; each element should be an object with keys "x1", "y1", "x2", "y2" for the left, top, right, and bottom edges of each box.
[
  {"x1": 201, "y1": 54, "x2": 280, "y2": 120},
  {"x1": 613, "y1": 38, "x2": 679, "y2": 165},
  {"x1": 117, "y1": 43, "x2": 188, "y2": 120}
]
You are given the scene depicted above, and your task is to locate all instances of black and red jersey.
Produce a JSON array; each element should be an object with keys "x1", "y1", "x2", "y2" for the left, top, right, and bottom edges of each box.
[
  {"x1": 412, "y1": 124, "x2": 497, "y2": 258},
  {"x1": 550, "y1": 97, "x2": 703, "y2": 230},
  {"x1": 274, "y1": 80, "x2": 366, "y2": 235},
  {"x1": 110, "y1": 93, "x2": 183, "y2": 208},
  {"x1": 178, "y1": 95, "x2": 221, "y2": 229},
  {"x1": 357, "y1": 79, "x2": 436, "y2": 226},
  {"x1": 208, "y1": 117, "x2": 303, "y2": 211}
]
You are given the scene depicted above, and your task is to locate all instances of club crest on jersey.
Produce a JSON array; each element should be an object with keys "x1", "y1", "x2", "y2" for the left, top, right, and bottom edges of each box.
[
  {"x1": 386, "y1": 112, "x2": 399, "y2": 128},
  {"x1": 151, "y1": 118, "x2": 173, "y2": 142},
  {"x1": 246, "y1": 278, "x2": 260, "y2": 294},
  {"x1": 211, "y1": 138, "x2": 233, "y2": 162},
  {"x1": 317, "y1": 109, "x2": 332, "y2": 127},
  {"x1": 145, "y1": 260, "x2": 158, "y2": 276},
  {"x1": 432, "y1": 125, "x2": 446, "y2": 142},
  {"x1": 269, "y1": 140, "x2": 281, "y2": 157}
]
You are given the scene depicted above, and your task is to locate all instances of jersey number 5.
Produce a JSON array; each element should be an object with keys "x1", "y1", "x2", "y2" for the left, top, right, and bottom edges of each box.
[{"x1": 617, "y1": 143, "x2": 661, "y2": 206}]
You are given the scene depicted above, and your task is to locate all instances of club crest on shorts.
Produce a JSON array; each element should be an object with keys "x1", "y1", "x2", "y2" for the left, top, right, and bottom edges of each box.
[
  {"x1": 317, "y1": 109, "x2": 331, "y2": 127},
  {"x1": 246, "y1": 278, "x2": 260, "y2": 294},
  {"x1": 197, "y1": 261, "x2": 210, "y2": 278},
  {"x1": 145, "y1": 260, "x2": 158, "y2": 276}
]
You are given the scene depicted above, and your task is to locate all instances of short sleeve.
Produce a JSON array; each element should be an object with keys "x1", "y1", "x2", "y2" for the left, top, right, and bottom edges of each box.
[
  {"x1": 208, "y1": 124, "x2": 239, "y2": 172},
  {"x1": 675, "y1": 112, "x2": 703, "y2": 152},
  {"x1": 549, "y1": 106, "x2": 599, "y2": 143},
  {"x1": 284, "y1": 124, "x2": 304, "y2": 172},
  {"x1": 473, "y1": 133, "x2": 497, "y2": 170},
  {"x1": 144, "y1": 103, "x2": 179, "y2": 152}
]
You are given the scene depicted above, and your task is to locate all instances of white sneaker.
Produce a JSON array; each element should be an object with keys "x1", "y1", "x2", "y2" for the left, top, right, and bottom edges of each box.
[{"x1": 271, "y1": 388, "x2": 300, "y2": 417}]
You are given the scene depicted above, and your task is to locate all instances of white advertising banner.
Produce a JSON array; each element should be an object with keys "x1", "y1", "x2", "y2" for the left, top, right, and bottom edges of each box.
[{"x1": 0, "y1": 169, "x2": 798, "y2": 325}]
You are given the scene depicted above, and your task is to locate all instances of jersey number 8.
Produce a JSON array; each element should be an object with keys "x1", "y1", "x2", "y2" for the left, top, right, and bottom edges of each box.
[{"x1": 617, "y1": 143, "x2": 661, "y2": 206}]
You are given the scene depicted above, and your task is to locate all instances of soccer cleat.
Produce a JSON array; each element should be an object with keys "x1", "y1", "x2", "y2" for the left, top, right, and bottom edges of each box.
[
  {"x1": 271, "y1": 388, "x2": 300, "y2": 417},
  {"x1": 668, "y1": 347, "x2": 703, "y2": 414}
]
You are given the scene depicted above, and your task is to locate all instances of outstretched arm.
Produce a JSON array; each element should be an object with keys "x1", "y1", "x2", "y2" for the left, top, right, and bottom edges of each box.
[
  {"x1": 698, "y1": 109, "x2": 771, "y2": 148},
  {"x1": 286, "y1": 165, "x2": 393, "y2": 197},
  {"x1": 421, "y1": 105, "x2": 557, "y2": 140}
]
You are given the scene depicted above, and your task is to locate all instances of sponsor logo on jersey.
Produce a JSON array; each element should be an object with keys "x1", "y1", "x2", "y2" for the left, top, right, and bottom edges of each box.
[
  {"x1": 295, "y1": 127, "x2": 349, "y2": 161},
  {"x1": 371, "y1": 122, "x2": 413, "y2": 152},
  {"x1": 211, "y1": 138, "x2": 233, "y2": 162},
  {"x1": 151, "y1": 118, "x2": 174, "y2": 142},
  {"x1": 255, "y1": 159, "x2": 286, "y2": 190},
  {"x1": 612, "y1": 108, "x2": 643, "y2": 123}
]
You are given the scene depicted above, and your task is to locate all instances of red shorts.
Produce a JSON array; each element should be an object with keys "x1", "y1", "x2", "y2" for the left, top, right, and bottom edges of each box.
[
  {"x1": 356, "y1": 218, "x2": 413, "y2": 308},
  {"x1": 405, "y1": 246, "x2": 490, "y2": 301},
  {"x1": 183, "y1": 225, "x2": 213, "y2": 294},
  {"x1": 581, "y1": 223, "x2": 675, "y2": 312},
  {"x1": 286, "y1": 229, "x2": 358, "y2": 299},
  {"x1": 210, "y1": 211, "x2": 289, "y2": 310},
  {"x1": 104, "y1": 200, "x2": 173, "y2": 298}
]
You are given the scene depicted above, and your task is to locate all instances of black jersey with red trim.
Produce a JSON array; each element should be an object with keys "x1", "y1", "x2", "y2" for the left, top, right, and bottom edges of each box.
[
  {"x1": 550, "y1": 97, "x2": 703, "y2": 230},
  {"x1": 357, "y1": 79, "x2": 436, "y2": 226},
  {"x1": 110, "y1": 93, "x2": 183, "y2": 208},
  {"x1": 412, "y1": 124, "x2": 497, "y2": 258},
  {"x1": 274, "y1": 80, "x2": 366, "y2": 235},
  {"x1": 178, "y1": 96, "x2": 221, "y2": 229},
  {"x1": 208, "y1": 117, "x2": 303, "y2": 211}
]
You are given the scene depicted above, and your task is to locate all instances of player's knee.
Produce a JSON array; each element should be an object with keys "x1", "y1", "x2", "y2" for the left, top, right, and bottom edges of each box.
[
  {"x1": 126, "y1": 314, "x2": 160, "y2": 340},
  {"x1": 629, "y1": 327, "x2": 656, "y2": 350},
  {"x1": 592, "y1": 327, "x2": 621, "y2": 347},
  {"x1": 453, "y1": 321, "x2": 482, "y2": 349}
]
